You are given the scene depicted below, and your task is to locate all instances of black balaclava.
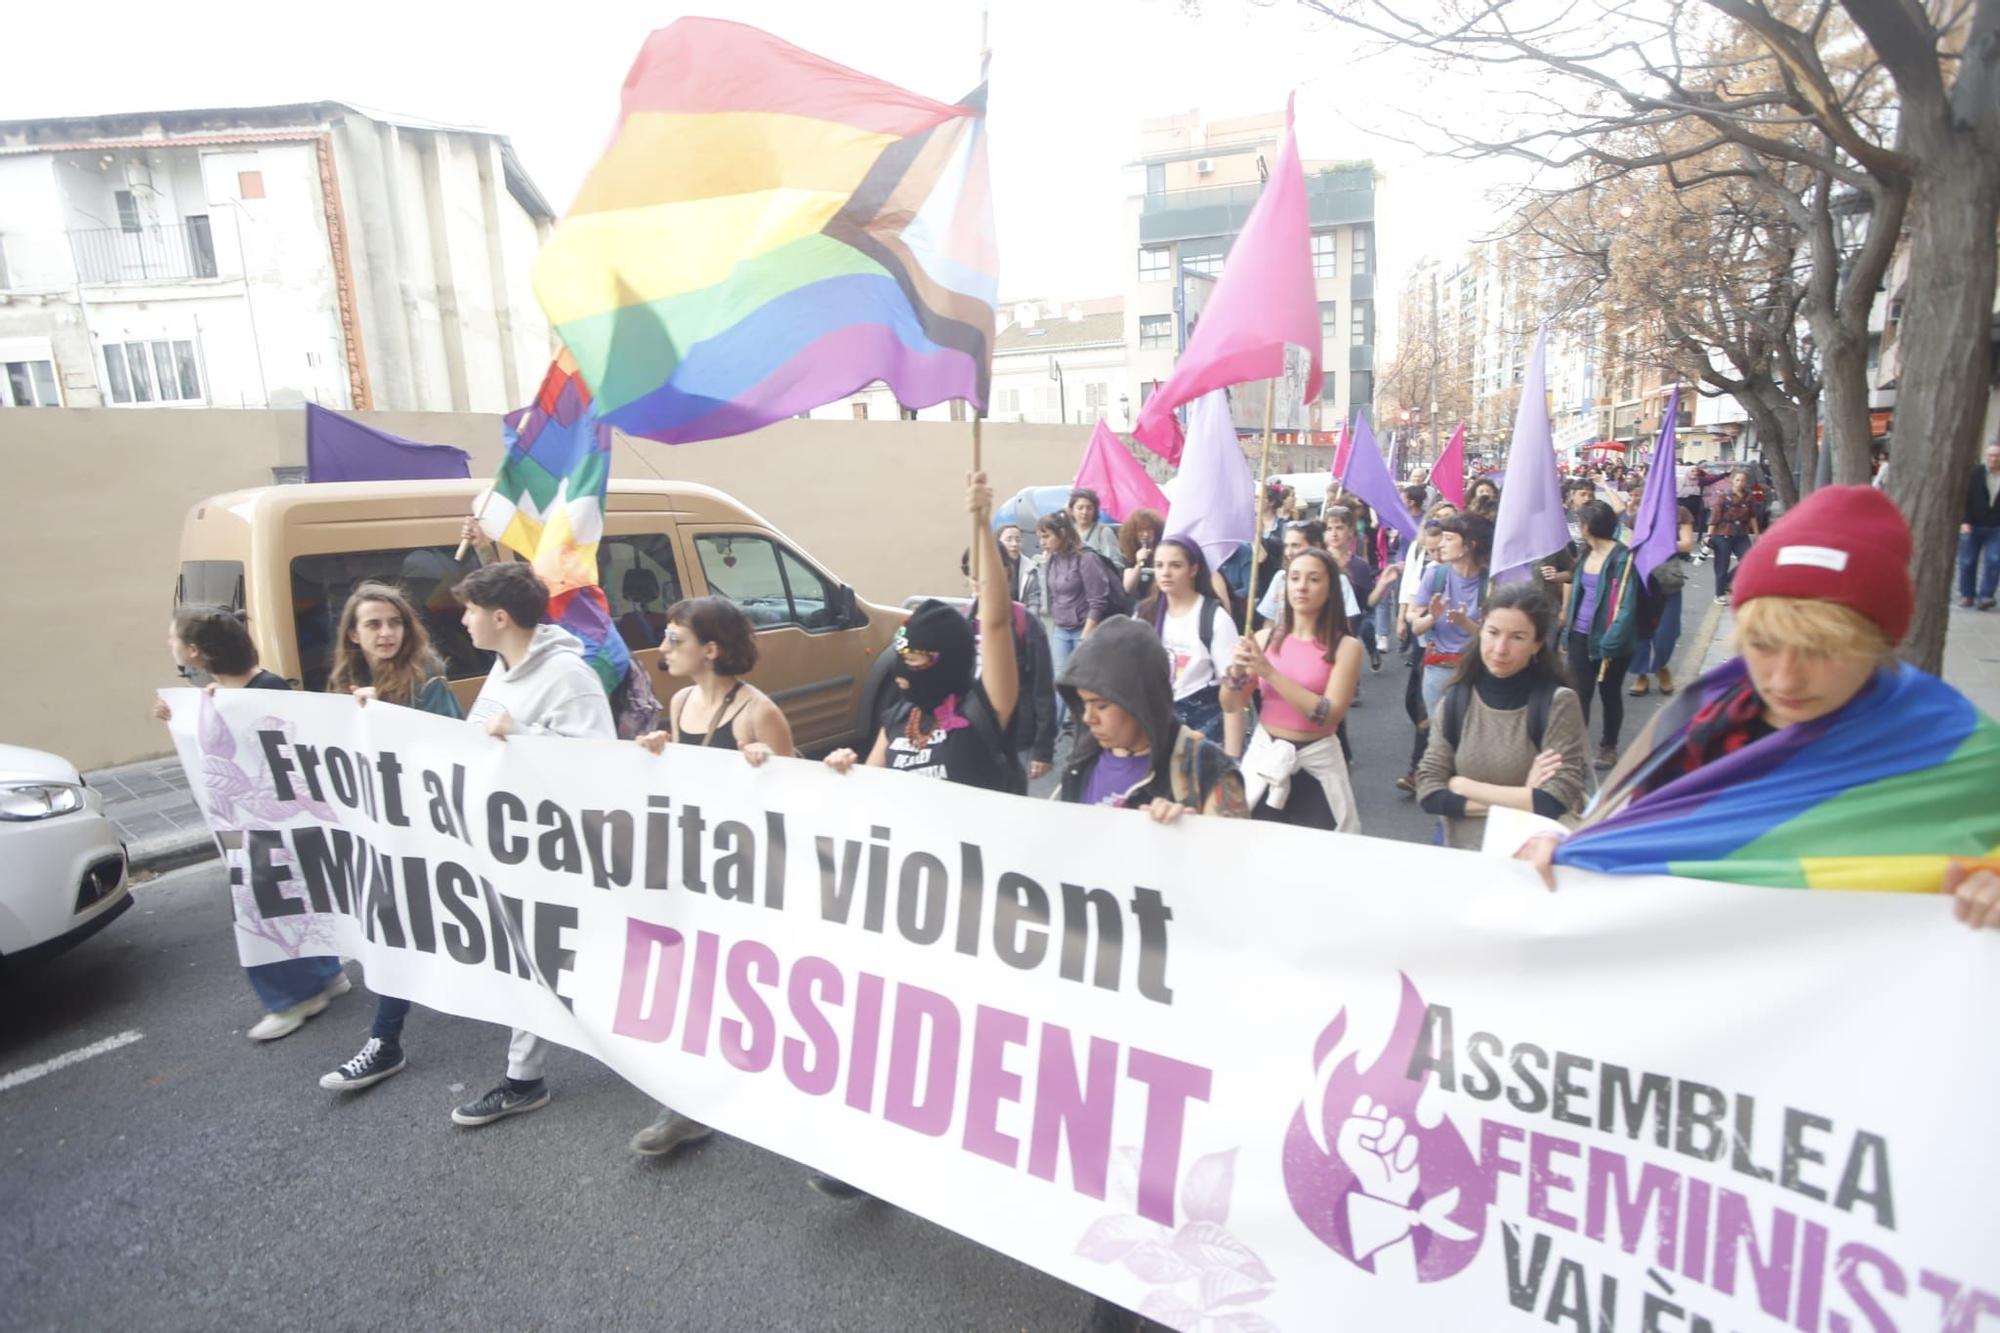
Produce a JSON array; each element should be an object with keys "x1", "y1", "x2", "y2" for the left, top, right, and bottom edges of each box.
[{"x1": 896, "y1": 599, "x2": 977, "y2": 712}]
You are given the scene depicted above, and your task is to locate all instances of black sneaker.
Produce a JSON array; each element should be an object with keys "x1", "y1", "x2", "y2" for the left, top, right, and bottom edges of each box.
[
  {"x1": 630, "y1": 1109, "x2": 714, "y2": 1157},
  {"x1": 319, "y1": 1038, "x2": 407, "y2": 1091},
  {"x1": 451, "y1": 1082, "x2": 550, "y2": 1126},
  {"x1": 807, "y1": 1171, "x2": 869, "y2": 1200}
]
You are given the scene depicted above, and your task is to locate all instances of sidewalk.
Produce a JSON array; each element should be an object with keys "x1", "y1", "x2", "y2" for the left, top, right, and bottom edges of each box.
[{"x1": 83, "y1": 754, "x2": 213, "y2": 876}]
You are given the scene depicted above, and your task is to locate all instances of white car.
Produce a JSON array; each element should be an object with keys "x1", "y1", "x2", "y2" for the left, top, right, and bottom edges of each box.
[{"x1": 0, "y1": 744, "x2": 131, "y2": 968}]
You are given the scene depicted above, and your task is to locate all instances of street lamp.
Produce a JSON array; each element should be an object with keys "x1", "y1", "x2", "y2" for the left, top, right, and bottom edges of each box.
[
  {"x1": 1048, "y1": 355, "x2": 1066, "y2": 424},
  {"x1": 1118, "y1": 391, "x2": 1130, "y2": 429}
]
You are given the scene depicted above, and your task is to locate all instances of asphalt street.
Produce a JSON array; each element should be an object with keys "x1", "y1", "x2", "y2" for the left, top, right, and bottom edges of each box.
[{"x1": 1, "y1": 591, "x2": 1712, "y2": 1331}]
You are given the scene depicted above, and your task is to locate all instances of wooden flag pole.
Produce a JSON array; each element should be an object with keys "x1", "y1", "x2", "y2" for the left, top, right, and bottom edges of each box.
[
  {"x1": 1245, "y1": 383, "x2": 1279, "y2": 621},
  {"x1": 969, "y1": 414, "x2": 986, "y2": 587},
  {"x1": 453, "y1": 487, "x2": 493, "y2": 562}
]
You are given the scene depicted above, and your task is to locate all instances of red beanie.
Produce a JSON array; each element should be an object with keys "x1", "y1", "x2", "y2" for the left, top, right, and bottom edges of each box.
[{"x1": 1730, "y1": 485, "x2": 1912, "y2": 643}]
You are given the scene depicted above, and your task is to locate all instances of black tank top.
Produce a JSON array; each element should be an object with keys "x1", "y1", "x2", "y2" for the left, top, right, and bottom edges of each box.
[{"x1": 675, "y1": 684, "x2": 743, "y2": 751}]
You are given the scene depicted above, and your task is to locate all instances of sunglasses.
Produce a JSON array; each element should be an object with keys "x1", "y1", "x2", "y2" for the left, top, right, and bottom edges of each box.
[{"x1": 892, "y1": 630, "x2": 938, "y2": 670}]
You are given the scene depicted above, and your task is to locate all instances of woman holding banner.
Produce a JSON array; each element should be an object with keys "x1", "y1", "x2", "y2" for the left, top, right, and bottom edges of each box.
[
  {"x1": 1222, "y1": 547, "x2": 1363, "y2": 831},
  {"x1": 151, "y1": 607, "x2": 350, "y2": 1042},
  {"x1": 316, "y1": 583, "x2": 463, "y2": 1092},
  {"x1": 625, "y1": 595, "x2": 796, "y2": 1158},
  {"x1": 1520, "y1": 486, "x2": 2000, "y2": 927}
]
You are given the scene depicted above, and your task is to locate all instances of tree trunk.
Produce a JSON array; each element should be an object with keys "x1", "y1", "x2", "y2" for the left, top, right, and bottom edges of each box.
[
  {"x1": 1888, "y1": 146, "x2": 2000, "y2": 673},
  {"x1": 1738, "y1": 383, "x2": 1801, "y2": 508},
  {"x1": 1815, "y1": 317, "x2": 1876, "y2": 485}
]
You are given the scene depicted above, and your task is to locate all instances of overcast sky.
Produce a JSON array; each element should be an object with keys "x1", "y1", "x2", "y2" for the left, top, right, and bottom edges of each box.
[{"x1": 5, "y1": 0, "x2": 1531, "y2": 324}]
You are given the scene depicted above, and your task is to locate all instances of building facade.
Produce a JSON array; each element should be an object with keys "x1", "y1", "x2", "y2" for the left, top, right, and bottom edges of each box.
[
  {"x1": 0, "y1": 102, "x2": 554, "y2": 413},
  {"x1": 1122, "y1": 109, "x2": 1376, "y2": 475}
]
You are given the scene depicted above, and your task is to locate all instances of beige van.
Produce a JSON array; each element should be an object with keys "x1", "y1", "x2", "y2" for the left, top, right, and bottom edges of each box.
[{"x1": 175, "y1": 479, "x2": 904, "y2": 750}]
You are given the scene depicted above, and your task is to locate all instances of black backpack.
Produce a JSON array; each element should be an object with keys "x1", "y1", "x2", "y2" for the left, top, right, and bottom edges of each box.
[
  {"x1": 961, "y1": 685, "x2": 1028, "y2": 796},
  {"x1": 1085, "y1": 548, "x2": 1135, "y2": 618},
  {"x1": 1439, "y1": 676, "x2": 1555, "y2": 750}
]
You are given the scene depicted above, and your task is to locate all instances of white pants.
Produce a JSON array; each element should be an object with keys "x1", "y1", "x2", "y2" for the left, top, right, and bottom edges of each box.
[{"x1": 507, "y1": 1028, "x2": 547, "y2": 1082}]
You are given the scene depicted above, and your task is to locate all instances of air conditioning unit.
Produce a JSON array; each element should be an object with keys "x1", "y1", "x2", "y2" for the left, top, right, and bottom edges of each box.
[{"x1": 1195, "y1": 158, "x2": 1214, "y2": 175}]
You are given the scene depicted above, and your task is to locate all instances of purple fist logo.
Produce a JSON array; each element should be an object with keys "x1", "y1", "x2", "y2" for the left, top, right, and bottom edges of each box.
[{"x1": 1283, "y1": 974, "x2": 1489, "y2": 1283}]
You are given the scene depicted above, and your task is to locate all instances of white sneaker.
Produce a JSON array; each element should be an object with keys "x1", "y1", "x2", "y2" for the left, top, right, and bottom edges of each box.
[
  {"x1": 322, "y1": 971, "x2": 352, "y2": 1000},
  {"x1": 247, "y1": 989, "x2": 334, "y2": 1041}
]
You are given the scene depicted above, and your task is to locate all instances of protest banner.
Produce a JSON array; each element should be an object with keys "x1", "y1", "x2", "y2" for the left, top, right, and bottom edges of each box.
[{"x1": 165, "y1": 687, "x2": 2000, "y2": 1330}]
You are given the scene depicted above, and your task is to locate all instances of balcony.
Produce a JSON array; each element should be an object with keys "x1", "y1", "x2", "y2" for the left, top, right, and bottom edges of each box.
[
  {"x1": 1139, "y1": 170, "x2": 1374, "y2": 245},
  {"x1": 69, "y1": 221, "x2": 219, "y2": 285}
]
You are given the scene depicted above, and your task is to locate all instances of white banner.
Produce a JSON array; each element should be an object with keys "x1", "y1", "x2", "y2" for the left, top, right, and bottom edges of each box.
[{"x1": 166, "y1": 688, "x2": 2000, "y2": 1329}]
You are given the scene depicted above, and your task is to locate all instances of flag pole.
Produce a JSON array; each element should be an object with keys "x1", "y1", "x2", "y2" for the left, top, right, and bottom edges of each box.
[
  {"x1": 1245, "y1": 383, "x2": 1278, "y2": 622},
  {"x1": 453, "y1": 487, "x2": 493, "y2": 562},
  {"x1": 969, "y1": 412, "x2": 985, "y2": 587}
]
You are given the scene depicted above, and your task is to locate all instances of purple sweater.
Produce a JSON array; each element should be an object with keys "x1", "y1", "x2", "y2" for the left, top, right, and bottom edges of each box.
[{"x1": 1045, "y1": 550, "x2": 1112, "y2": 629}]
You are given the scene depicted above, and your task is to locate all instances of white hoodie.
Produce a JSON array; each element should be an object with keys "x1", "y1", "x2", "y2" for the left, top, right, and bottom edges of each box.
[{"x1": 465, "y1": 623, "x2": 615, "y2": 739}]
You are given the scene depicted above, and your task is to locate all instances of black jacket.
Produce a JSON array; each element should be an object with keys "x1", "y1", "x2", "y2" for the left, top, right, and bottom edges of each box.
[{"x1": 1966, "y1": 466, "x2": 2000, "y2": 529}]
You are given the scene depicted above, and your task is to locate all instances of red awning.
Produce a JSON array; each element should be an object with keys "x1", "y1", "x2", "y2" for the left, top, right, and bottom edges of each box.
[{"x1": 1581, "y1": 441, "x2": 1628, "y2": 453}]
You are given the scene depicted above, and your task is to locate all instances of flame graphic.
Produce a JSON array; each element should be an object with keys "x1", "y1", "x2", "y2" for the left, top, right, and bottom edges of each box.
[{"x1": 1282, "y1": 974, "x2": 1489, "y2": 1282}]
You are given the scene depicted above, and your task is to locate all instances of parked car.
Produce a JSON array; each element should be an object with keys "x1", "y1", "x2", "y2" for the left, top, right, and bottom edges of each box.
[
  {"x1": 0, "y1": 744, "x2": 131, "y2": 969},
  {"x1": 175, "y1": 479, "x2": 904, "y2": 751}
]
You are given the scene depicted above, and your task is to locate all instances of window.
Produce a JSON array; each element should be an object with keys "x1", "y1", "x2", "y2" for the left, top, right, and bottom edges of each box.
[
  {"x1": 238, "y1": 170, "x2": 265, "y2": 200},
  {"x1": 1145, "y1": 162, "x2": 1166, "y2": 195},
  {"x1": 1352, "y1": 228, "x2": 1371, "y2": 276},
  {"x1": 2, "y1": 360, "x2": 60, "y2": 407},
  {"x1": 1319, "y1": 369, "x2": 1339, "y2": 404},
  {"x1": 1350, "y1": 301, "x2": 1373, "y2": 348},
  {"x1": 186, "y1": 215, "x2": 218, "y2": 279},
  {"x1": 1180, "y1": 239, "x2": 1224, "y2": 278},
  {"x1": 1138, "y1": 247, "x2": 1170, "y2": 281},
  {"x1": 1084, "y1": 381, "x2": 1108, "y2": 416},
  {"x1": 694, "y1": 534, "x2": 842, "y2": 631},
  {"x1": 999, "y1": 387, "x2": 1021, "y2": 416},
  {"x1": 1311, "y1": 232, "x2": 1337, "y2": 279},
  {"x1": 103, "y1": 339, "x2": 202, "y2": 404},
  {"x1": 290, "y1": 547, "x2": 491, "y2": 691},
  {"x1": 1350, "y1": 372, "x2": 1373, "y2": 411},
  {"x1": 177, "y1": 559, "x2": 245, "y2": 611},
  {"x1": 850, "y1": 401, "x2": 868, "y2": 420},
  {"x1": 1138, "y1": 314, "x2": 1173, "y2": 350},
  {"x1": 1320, "y1": 301, "x2": 1339, "y2": 341},
  {"x1": 597, "y1": 533, "x2": 685, "y2": 651},
  {"x1": 115, "y1": 189, "x2": 141, "y2": 232}
]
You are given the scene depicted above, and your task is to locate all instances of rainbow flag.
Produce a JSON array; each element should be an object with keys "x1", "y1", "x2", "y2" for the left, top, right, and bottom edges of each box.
[
  {"x1": 476, "y1": 354, "x2": 631, "y2": 694},
  {"x1": 1557, "y1": 658, "x2": 2000, "y2": 892},
  {"x1": 533, "y1": 18, "x2": 997, "y2": 444}
]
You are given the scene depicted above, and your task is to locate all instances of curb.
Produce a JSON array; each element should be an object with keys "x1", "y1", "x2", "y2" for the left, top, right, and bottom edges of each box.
[
  {"x1": 128, "y1": 829, "x2": 217, "y2": 878},
  {"x1": 1678, "y1": 597, "x2": 1726, "y2": 678}
]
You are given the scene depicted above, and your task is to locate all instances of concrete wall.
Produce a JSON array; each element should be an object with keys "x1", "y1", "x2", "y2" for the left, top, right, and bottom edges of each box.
[{"x1": 1, "y1": 409, "x2": 1087, "y2": 769}]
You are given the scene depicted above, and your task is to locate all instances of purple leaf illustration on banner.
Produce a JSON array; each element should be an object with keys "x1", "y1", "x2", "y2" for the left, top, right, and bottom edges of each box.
[
  {"x1": 1075, "y1": 1146, "x2": 1274, "y2": 1325},
  {"x1": 1180, "y1": 1148, "x2": 1236, "y2": 1225},
  {"x1": 1208, "y1": 1313, "x2": 1281, "y2": 1333}
]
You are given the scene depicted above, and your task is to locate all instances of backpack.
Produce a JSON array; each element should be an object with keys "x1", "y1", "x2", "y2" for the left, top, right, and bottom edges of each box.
[
  {"x1": 1439, "y1": 676, "x2": 1555, "y2": 750},
  {"x1": 1152, "y1": 594, "x2": 1223, "y2": 657},
  {"x1": 961, "y1": 685, "x2": 1028, "y2": 796},
  {"x1": 1649, "y1": 554, "x2": 1690, "y2": 595},
  {"x1": 1084, "y1": 548, "x2": 1135, "y2": 618}
]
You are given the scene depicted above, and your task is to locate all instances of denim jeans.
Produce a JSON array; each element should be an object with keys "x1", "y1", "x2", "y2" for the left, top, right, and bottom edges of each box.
[
  {"x1": 1710, "y1": 534, "x2": 1753, "y2": 597},
  {"x1": 1632, "y1": 589, "x2": 1683, "y2": 676},
  {"x1": 1049, "y1": 623, "x2": 1085, "y2": 729},
  {"x1": 371, "y1": 995, "x2": 412, "y2": 1044},
  {"x1": 1958, "y1": 528, "x2": 2000, "y2": 601},
  {"x1": 245, "y1": 955, "x2": 345, "y2": 1013},
  {"x1": 1173, "y1": 684, "x2": 1226, "y2": 744}
]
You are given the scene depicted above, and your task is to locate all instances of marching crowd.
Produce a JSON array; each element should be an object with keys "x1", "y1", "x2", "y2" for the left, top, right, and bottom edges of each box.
[{"x1": 152, "y1": 452, "x2": 2000, "y2": 1323}]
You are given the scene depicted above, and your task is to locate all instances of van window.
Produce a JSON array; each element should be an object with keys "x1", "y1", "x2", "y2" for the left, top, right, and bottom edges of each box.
[
  {"x1": 178, "y1": 560, "x2": 245, "y2": 610},
  {"x1": 599, "y1": 533, "x2": 683, "y2": 651},
  {"x1": 291, "y1": 547, "x2": 492, "y2": 691},
  {"x1": 693, "y1": 534, "x2": 839, "y2": 631}
]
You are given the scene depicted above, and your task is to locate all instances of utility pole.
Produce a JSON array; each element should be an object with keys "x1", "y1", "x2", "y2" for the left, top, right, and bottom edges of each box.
[{"x1": 1427, "y1": 263, "x2": 1440, "y2": 466}]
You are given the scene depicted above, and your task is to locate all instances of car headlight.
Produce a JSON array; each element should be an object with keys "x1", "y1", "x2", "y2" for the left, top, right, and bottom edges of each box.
[{"x1": 0, "y1": 782, "x2": 86, "y2": 821}]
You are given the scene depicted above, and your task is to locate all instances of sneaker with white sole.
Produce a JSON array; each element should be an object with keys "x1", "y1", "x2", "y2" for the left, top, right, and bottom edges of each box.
[
  {"x1": 246, "y1": 990, "x2": 332, "y2": 1041},
  {"x1": 451, "y1": 1082, "x2": 550, "y2": 1126},
  {"x1": 321, "y1": 971, "x2": 352, "y2": 1001},
  {"x1": 630, "y1": 1109, "x2": 713, "y2": 1157},
  {"x1": 319, "y1": 1038, "x2": 407, "y2": 1091}
]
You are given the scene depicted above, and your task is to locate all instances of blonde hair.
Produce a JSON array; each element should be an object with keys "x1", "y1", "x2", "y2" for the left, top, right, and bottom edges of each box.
[{"x1": 1733, "y1": 596, "x2": 1892, "y2": 661}]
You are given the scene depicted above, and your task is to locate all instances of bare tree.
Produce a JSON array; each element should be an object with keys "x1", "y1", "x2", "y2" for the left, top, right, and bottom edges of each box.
[{"x1": 1291, "y1": 0, "x2": 2000, "y2": 671}]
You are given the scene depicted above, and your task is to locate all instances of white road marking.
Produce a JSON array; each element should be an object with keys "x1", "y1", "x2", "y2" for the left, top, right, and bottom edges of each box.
[{"x1": 0, "y1": 1030, "x2": 145, "y2": 1093}]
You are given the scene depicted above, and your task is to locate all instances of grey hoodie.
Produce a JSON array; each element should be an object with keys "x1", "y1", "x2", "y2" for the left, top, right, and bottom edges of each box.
[
  {"x1": 464, "y1": 623, "x2": 615, "y2": 740},
  {"x1": 1055, "y1": 615, "x2": 1180, "y2": 768}
]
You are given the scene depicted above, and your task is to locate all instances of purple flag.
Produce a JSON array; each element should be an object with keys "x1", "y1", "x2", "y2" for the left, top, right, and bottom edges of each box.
[
  {"x1": 1631, "y1": 385, "x2": 1683, "y2": 580},
  {"x1": 1490, "y1": 325, "x2": 1570, "y2": 579},
  {"x1": 1162, "y1": 390, "x2": 1254, "y2": 569},
  {"x1": 305, "y1": 403, "x2": 472, "y2": 483},
  {"x1": 1340, "y1": 414, "x2": 1418, "y2": 543}
]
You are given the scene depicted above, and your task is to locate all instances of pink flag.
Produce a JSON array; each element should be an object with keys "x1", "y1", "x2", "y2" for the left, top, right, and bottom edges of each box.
[
  {"x1": 1072, "y1": 419, "x2": 1169, "y2": 524},
  {"x1": 1331, "y1": 417, "x2": 1354, "y2": 480},
  {"x1": 1130, "y1": 97, "x2": 1320, "y2": 464},
  {"x1": 1428, "y1": 422, "x2": 1466, "y2": 507}
]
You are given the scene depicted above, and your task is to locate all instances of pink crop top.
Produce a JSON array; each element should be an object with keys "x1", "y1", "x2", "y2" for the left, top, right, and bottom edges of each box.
[{"x1": 1257, "y1": 632, "x2": 1335, "y2": 732}]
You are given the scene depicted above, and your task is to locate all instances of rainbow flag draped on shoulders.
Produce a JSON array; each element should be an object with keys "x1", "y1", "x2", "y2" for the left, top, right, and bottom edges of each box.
[
  {"x1": 477, "y1": 353, "x2": 630, "y2": 694},
  {"x1": 533, "y1": 17, "x2": 998, "y2": 443},
  {"x1": 1557, "y1": 657, "x2": 2000, "y2": 892}
]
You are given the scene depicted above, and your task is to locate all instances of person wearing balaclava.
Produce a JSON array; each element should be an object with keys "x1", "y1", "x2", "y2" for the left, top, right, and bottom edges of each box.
[{"x1": 824, "y1": 474, "x2": 1020, "y2": 794}]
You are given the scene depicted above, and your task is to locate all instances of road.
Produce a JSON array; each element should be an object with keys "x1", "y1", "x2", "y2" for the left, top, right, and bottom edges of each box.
[{"x1": 1, "y1": 593, "x2": 1713, "y2": 1330}]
